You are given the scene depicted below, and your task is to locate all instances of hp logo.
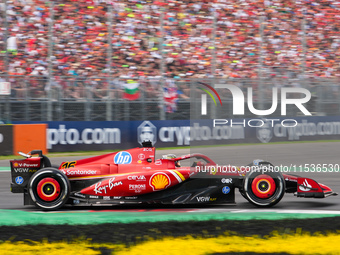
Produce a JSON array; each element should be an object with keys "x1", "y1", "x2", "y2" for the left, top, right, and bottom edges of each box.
[
  {"x1": 114, "y1": 151, "x2": 132, "y2": 164},
  {"x1": 15, "y1": 176, "x2": 24, "y2": 185},
  {"x1": 222, "y1": 186, "x2": 230, "y2": 194}
]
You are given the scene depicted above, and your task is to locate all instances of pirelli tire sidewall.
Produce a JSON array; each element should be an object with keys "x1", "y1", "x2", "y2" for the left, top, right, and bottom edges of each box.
[
  {"x1": 28, "y1": 168, "x2": 70, "y2": 210},
  {"x1": 243, "y1": 165, "x2": 285, "y2": 207}
]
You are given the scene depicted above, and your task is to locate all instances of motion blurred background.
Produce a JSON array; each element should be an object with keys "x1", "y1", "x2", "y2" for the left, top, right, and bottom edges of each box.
[
  {"x1": 0, "y1": 0, "x2": 339, "y2": 122},
  {"x1": 1, "y1": 3, "x2": 340, "y2": 254}
]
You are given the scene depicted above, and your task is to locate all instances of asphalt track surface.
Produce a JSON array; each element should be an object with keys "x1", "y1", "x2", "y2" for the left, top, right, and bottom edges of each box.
[{"x1": 0, "y1": 142, "x2": 339, "y2": 212}]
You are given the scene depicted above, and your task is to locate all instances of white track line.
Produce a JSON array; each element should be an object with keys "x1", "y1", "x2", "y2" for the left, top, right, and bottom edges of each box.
[{"x1": 191, "y1": 209, "x2": 340, "y2": 214}]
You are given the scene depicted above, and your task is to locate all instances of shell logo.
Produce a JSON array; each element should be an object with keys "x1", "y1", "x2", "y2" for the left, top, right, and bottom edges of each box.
[
  {"x1": 150, "y1": 172, "x2": 171, "y2": 191},
  {"x1": 13, "y1": 163, "x2": 19, "y2": 167}
]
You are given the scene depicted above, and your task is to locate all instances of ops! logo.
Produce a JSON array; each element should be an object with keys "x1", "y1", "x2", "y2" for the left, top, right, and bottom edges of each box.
[{"x1": 114, "y1": 151, "x2": 132, "y2": 164}]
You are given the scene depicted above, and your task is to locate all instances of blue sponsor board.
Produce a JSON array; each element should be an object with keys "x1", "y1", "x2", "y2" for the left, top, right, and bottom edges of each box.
[
  {"x1": 191, "y1": 116, "x2": 340, "y2": 145},
  {"x1": 14, "y1": 120, "x2": 190, "y2": 152},
  {"x1": 14, "y1": 116, "x2": 340, "y2": 152}
]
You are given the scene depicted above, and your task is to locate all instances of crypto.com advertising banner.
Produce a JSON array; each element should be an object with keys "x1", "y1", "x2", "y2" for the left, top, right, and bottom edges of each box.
[
  {"x1": 14, "y1": 120, "x2": 190, "y2": 152},
  {"x1": 191, "y1": 116, "x2": 340, "y2": 144},
  {"x1": 14, "y1": 116, "x2": 340, "y2": 152}
]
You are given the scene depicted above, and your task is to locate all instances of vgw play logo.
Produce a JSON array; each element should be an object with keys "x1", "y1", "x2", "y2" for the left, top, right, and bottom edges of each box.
[{"x1": 198, "y1": 82, "x2": 312, "y2": 128}]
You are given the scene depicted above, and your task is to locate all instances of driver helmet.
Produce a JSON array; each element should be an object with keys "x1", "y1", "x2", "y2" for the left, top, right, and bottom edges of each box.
[
  {"x1": 162, "y1": 154, "x2": 181, "y2": 167},
  {"x1": 162, "y1": 154, "x2": 177, "y2": 159}
]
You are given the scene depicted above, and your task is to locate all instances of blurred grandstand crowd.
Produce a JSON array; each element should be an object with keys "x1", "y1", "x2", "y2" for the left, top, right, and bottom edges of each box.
[{"x1": 0, "y1": 0, "x2": 340, "y2": 101}]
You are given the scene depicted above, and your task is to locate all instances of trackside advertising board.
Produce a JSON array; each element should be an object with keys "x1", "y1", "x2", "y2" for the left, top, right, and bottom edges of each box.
[
  {"x1": 13, "y1": 120, "x2": 190, "y2": 152},
  {"x1": 0, "y1": 125, "x2": 13, "y2": 155},
  {"x1": 14, "y1": 116, "x2": 340, "y2": 152},
  {"x1": 0, "y1": 124, "x2": 47, "y2": 155}
]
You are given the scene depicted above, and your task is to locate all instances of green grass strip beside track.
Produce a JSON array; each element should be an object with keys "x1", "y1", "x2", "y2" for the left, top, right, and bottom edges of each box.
[{"x1": 1, "y1": 209, "x2": 340, "y2": 226}]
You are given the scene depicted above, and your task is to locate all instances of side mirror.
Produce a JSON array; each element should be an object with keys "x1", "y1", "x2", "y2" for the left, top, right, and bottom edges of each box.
[{"x1": 30, "y1": 150, "x2": 43, "y2": 157}]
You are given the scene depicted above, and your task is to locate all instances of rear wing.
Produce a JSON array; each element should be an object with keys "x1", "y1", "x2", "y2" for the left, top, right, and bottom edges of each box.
[{"x1": 10, "y1": 150, "x2": 48, "y2": 193}]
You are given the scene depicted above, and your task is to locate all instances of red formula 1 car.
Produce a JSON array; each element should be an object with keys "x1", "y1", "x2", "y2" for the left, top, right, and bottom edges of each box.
[{"x1": 10, "y1": 142, "x2": 338, "y2": 210}]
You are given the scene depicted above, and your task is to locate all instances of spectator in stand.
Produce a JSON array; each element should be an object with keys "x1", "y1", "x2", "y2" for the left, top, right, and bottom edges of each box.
[{"x1": 2, "y1": 0, "x2": 340, "y2": 90}]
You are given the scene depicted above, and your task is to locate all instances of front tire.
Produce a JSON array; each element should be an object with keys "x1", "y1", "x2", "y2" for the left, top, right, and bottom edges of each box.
[
  {"x1": 243, "y1": 164, "x2": 285, "y2": 207},
  {"x1": 28, "y1": 168, "x2": 70, "y2": 210}
]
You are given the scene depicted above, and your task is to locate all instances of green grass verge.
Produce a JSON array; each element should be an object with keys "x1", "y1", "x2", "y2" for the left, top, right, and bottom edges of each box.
[{"x1": 1, "y1": 209, "x2": 340, "y2": 226}]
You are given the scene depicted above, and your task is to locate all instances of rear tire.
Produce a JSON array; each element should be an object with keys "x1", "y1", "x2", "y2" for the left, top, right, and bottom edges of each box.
[
  {"x1": 28, "y1": 168, "x2": 70, "y2": 210},
  {"x1": 243, "y1": 164, "x2": 285, "y2": 207}
]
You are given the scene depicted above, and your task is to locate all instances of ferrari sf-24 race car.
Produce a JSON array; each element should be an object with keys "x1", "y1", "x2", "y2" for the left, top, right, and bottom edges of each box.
[{"x1": 10, "y1": 142, "x2": 337, "y2": 210}]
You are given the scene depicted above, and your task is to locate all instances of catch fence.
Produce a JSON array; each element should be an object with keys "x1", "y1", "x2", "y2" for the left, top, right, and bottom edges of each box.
[{"x1": 1, "y1": 76, "x2": 339, "y2": 122}]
